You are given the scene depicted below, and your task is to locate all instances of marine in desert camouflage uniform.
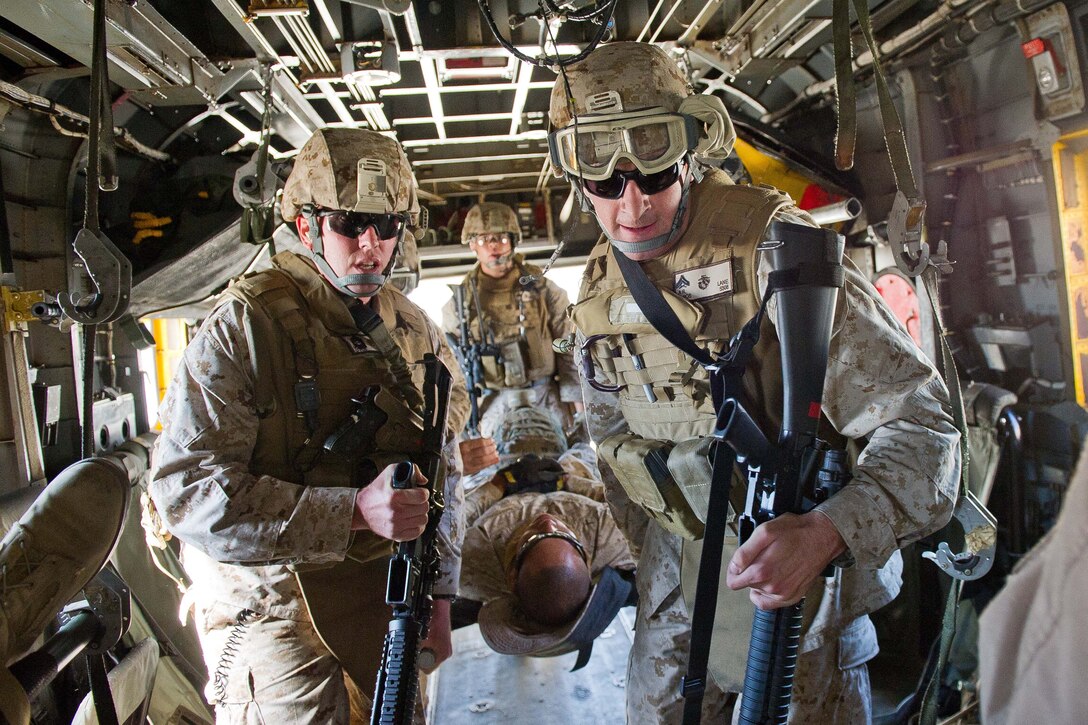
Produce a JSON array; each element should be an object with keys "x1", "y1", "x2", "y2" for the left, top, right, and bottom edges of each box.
[
  {"x1": 442, "y1": 202, "x2": 582, "y2": 440},
  {"x1": 549, "y1": 42, "x2": 960, "y2": 723},
  {"x1": 149, "y1": 128, "x2": 468, "y2": 724}
]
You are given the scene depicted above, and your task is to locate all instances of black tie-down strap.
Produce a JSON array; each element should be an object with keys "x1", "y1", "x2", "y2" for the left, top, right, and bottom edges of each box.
[
  {"x1": 564, "y1": 566, "x2": 636, "y2": 672},
  {"x1": 681, "y1": 441, "x2": 737, "y2": 724}
]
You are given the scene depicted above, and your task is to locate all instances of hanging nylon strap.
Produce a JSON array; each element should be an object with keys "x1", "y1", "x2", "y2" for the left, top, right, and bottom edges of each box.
[
  {"x1": 918, "y1": 265, "x2": 973, "y2": 725},
  {"x1": 681, "y1": 443, "x2": 737, "y2": 725},
  {"x1": 832, "y1": 0, "x2": 929, "y2": 276},
  {"x1": 348, "y1": 301, "x2": 425, "y2": 413}
]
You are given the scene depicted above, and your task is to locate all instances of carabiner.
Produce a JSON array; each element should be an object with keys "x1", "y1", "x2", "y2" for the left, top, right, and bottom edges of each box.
[{"x1": 580, "y1": 334, "x2": 624, "y2": 393}]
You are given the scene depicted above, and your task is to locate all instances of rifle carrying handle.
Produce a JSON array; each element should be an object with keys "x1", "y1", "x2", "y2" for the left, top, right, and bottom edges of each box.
[{"x1": 390, "y1": 461, "x2": 415, "y2": 490}]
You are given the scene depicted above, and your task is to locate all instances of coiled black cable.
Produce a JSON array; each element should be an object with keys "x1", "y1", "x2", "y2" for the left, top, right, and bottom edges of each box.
[{"x1": 212, "y1": 609, "x2": 257, "y2": 704}]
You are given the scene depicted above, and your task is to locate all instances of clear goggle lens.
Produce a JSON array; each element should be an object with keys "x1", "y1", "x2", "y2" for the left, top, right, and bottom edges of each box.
[{"x1": 551, "y1": 111, "x2": 695, "y2": 180}]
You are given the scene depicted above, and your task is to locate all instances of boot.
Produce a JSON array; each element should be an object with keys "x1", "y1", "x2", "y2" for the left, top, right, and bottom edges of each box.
[{"x1": 0, "y1": 457, "x2": 129, "y2": 667}]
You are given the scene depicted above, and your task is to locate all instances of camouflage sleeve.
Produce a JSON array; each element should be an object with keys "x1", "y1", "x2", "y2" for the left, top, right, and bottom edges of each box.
[
  {"x1": 433, "y1": 437, "x2": 464, "y2": 597},
  {"x1": 816, "y1": 261, "x2": 959, "y2": 569},
  {"x1": 756, "y1": 218, "x2": 959, "y2": 569},
  {"x1": 544, "y1": 278, "x2": 581, "y2": 402},
  {"x1": 149, "y1": 300, "x2": 355, "y2": 566}
]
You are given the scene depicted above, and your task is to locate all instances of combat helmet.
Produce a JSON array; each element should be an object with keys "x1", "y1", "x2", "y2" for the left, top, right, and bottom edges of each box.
[
  {"x1": 461, "y1": 202, "x2": 522, "y2": 245},
  {"x1": 548, "y1": 42, "x2": 735, "y2": 256},
  {"x1": 282, "y1": 127, "x2": 423, "y2": 297}
]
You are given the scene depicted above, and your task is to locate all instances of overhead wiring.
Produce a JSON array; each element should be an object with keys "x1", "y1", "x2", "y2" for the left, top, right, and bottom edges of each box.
[{"x1": 477, "y1": 0, "x2": 618, "y2": 68}]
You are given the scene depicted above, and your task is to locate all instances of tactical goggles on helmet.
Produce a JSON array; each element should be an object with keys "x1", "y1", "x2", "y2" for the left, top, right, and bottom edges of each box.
[
  {"x1": 309, "y1": 207, "x2": 409, "y2": 240},
  {"x1": 548, "y1": 108, "x2": 700, "y2": 181}
]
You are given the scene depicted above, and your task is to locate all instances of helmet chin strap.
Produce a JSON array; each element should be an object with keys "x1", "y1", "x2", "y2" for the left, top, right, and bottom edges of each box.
[
  {"x1": 303, "y1": 207, "x2": 400, "y2": 298},
  {"x1": 600, "y1": 160, "x2": 695, "y2": 257},
  {"x1": 483, "y1": 251, "x2": 514, "y2": 269}
]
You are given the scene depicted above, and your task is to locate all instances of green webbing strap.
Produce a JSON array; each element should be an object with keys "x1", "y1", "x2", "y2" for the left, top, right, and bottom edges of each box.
[
  {"x1": 832, "y1": 0, "x2": 857, "y2": 171},
  {"x1": 832, "y1": 0, "x2": 928, "y2": 264},
  {"x1": 348, "y1": 301, "x2": 425, "y2": 413},
  {"x1": 917, "y1": 266, "x2": 972, "y2": 725}
]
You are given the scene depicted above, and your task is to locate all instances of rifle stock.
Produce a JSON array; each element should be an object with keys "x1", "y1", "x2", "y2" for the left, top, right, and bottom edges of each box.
[{"x1": 371, "y1": 355, "x2": 451, "y2": 725}]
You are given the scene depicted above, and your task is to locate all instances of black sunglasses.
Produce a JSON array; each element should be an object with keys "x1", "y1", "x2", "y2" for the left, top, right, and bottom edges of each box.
[
  {"x1": 583, "y1": 163, "x2": 681, "y2": 200},
  {"x1": 313, "y1": 209, "x2": 407, "y2": 240}
]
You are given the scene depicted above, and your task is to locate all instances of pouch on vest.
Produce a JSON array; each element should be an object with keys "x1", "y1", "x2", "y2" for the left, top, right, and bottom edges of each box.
[
  {"x1": 292, "y1": 387, "x2": 426, "y2": 573},
  {"x1": 481, "y1": 338, "x2": 530, "y2": 388},
  {"x1": 569, "y1": 285, "x2": 706, "y2": 338},
  {"x1": 598, "y1": 433, "x2": 705, "y2": 540}
]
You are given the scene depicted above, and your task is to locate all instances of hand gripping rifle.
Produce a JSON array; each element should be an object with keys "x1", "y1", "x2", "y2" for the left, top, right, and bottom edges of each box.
[
  {"x1": 681, "y1": 222, "x2": 847, "y2": 725},
  {"x1": 371, "y1": 353, "x2": 452, "y2": 725}
]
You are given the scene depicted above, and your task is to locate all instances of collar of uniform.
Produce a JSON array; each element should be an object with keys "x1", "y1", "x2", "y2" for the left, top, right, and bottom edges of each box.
[{"x1": 271, "y1": 251, "x2": 365, "y2": 336}]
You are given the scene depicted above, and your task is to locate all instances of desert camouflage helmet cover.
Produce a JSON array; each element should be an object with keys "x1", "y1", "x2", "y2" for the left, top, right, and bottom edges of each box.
[
  {"x1": 461, "y1": 202, "x2": 522, "y2": 244},
  {"x1": 281, "y1": 127, "x2": 420, "y2": 225},
  {"x1": 549, "y1": 42, "x2": 693, "y2": 129}
]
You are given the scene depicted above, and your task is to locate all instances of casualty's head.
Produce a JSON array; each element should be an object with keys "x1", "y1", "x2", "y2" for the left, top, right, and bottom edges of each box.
[
  {"x1": 548, "y1": 42, "x2": 735, "y2": 260},
  {"x1": 462, "y1": 202, "x2": 521, "y2": 278},
  {"x1": 282, "y1": 128, "x2": 422, "y2": 298},
  {"x1": 504, "y1": 512, "x2": 591, "y2": 626}
]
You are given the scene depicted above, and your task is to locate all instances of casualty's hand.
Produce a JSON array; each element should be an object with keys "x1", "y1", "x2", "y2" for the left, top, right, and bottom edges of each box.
[
  {"x1": 351, "y1": 463, "x2": 429, "y2": 541},
  {"x1": 418, "y1": 598, "x2": 453, "y2": 673},
  {"x1": 725, "y1": 511, "x2": 847, "y2": 610},
  {"x1": 460, "y1": 436, "x2": 499, "y2": 476}
]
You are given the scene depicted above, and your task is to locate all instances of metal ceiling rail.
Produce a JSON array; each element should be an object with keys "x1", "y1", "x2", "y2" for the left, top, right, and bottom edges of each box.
[
  {"x1": 401, "y1": 131, "x2": 549, "y2": 148},
  {"x1": 419, "y1": 171, "x2": 544, "y2": 185},
  {"x1": 678, "y1": 0, "x2": 726, "y2": 44},
  {"x1": 412, "y1": 152, "x2": 548, "y2": 166},
  {"x1": 402, "y1": 4, "x2": 447, "y2": 140},
  {"x1": 704, "y1": 0, "x2": 824, "y2": 78},
  {"x1": 381, "y1": 81, "x2": 555, "y2": 96},
  {"x1": 508, "y1": 61, "x2": 536, "y2": 136},
  {"x1": 393, "y1": 113, "x2": 515, "y2": 125}
]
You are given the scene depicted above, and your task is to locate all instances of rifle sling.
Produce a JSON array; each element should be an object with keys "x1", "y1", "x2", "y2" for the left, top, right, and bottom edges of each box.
[
  {"x1": 681, "y1": 443, "x2": 737, "y2": 725},
  {"x1": 348, "y1": 299, "x2": 425, "y2": 413}
]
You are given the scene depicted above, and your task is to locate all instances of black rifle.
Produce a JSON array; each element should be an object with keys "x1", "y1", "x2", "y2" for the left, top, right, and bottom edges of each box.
[
  {"x1": 371, "y1": 353, "x2": 452, "y2": 725},
  {"x1": 714, "y1": 223, "x2": 847, "y2": 725},
  {"x1": 446, "y1": 282, "x2": 500, "y2": 437}
]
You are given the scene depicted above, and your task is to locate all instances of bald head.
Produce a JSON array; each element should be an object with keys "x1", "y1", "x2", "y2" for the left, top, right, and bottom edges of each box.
[{"x1": 514, "y1": 538, "x2": 591, "y2": 626}]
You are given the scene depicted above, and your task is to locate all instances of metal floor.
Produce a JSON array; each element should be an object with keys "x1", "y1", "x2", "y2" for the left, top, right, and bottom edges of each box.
[{"x1": 429, "y1": 609, "x2": 635, "y2": 724}]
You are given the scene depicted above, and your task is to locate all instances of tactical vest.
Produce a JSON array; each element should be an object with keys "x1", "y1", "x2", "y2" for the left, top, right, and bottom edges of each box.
[
  {"x1": 570, "y1": 171, "x2": 794, "y2": 537},
  {"x1": 457, "y1": 256, "x2": 557, "y2": 389},
  {"x1": 225, "y1": 254, "x2": 435, "y2": 561}
]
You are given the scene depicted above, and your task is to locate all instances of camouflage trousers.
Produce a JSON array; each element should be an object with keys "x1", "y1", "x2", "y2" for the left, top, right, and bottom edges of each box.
[
  {"x1": 193, "y1": 601, "x2": 357, "y2": 724},
  {"x1": 628, "y1": 583, "x2": 874, "y2": 724}
]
